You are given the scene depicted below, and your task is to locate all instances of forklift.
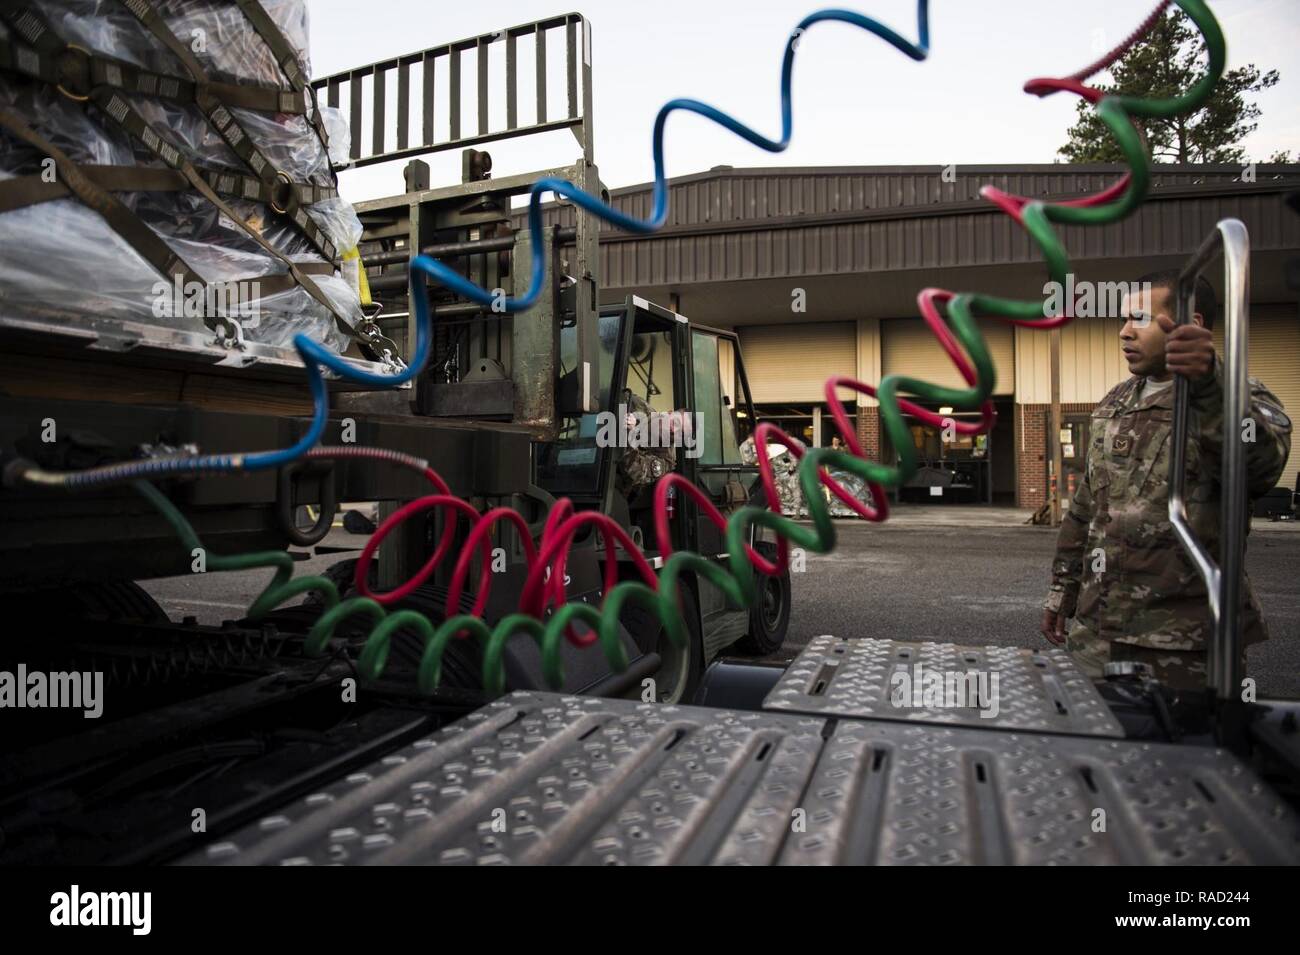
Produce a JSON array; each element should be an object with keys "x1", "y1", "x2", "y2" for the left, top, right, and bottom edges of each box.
[
  {"x1": 0, "y1": 13, "x2": 792, "y2": 863},
  {"x1": 309, "y1": 289, "x2": 790, "y2": 704},
  {"x1": 296, "y1": 11, "x2": 791, "y2": 702}
]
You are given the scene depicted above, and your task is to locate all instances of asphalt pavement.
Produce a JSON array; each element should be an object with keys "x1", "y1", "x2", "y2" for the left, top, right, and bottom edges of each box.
[
  {"x1": 774, "y1": 515, "x2": 1300, "y2": 700},
  {"x1": 142, "y1": 511, "x2": 1300, "y2": 700}
]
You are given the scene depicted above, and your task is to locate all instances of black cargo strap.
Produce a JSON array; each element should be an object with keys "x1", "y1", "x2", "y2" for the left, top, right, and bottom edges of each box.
[
  {"x1": 0, "y1": 4, "x2": 340, "y2": 265},
  {"x1": 238, "y1": 261, "x2": 336, "y2": 302},
  {"x1": 0, "y1": 164, "x2": 187, "y2": 214},
  {"x1": 203, "y1": 103, "x2": 340, "y2": 262},
  {"x1": 0, "y1": 103, "x2": 361, "y2": 344},
  {"x1": 0, "y1": 106, "x2": 207, "y2": 317},
  {"x1": 151, "y1": 264, "x2": 338, "y2": 311},
  {"x1": 112, "y1": 0, "x2": 339, "y2": 265},
  {"x1": 0, "y1": 3, "x2": 377, "y2": 356},
  {"x1": 0, "y1": 7, "x2": 306, "y2": 114},
  {"x1": 0, "y1": 161, "x2": 337, "y2": 221},
  {"x1": 200, "y1": 168, "x2": 338, "y2": 220},
  {"x1": 232, "y1": 0, "x2": 331, "y2": 149},
  {"x1": 89, "y1": 87, "x2": 363, "y2": 346}
]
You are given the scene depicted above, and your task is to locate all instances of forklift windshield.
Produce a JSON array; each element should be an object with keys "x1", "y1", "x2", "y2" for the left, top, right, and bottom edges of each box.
[{"x1": 534, "y1": 310, "x2": 625, "y2": 496}]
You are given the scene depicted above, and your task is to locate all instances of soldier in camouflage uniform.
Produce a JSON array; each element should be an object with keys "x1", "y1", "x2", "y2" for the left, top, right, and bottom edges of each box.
[
  {"x1": 740, "y1": 434, "x2": 804, "y2": 515},
  {"x1": 616, "y1": 390, "x2": 679, "y2": 498},
  {"x1": 739, "y1": 433, "x2": 875, "y2": 517},
  {"x1": 1042, "y1": 271, "x2": 1291, "y2": 690}
]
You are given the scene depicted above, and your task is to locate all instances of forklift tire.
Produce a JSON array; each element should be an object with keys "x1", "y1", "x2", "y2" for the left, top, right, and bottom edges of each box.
[
  {"x1": 736, "y1": 561, "x2": 791, "y2": 656},
  {"x1": 303, "y1": 558, "x2": 480, "y2": 690},
  {"x1": 304, "y1": 557, "x2": 370, "y2": 606},
  {"x1": 37, "y1": 581, "x2": 170, "y2": 625},
  {"x1": 653, "y1": 582, "x2": 704, "y2": 704}
]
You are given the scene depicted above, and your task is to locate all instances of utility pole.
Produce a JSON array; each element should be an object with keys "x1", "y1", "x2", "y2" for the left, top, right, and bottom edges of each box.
[{"x1": 1049, "y1": 327, "x2": 1063, "y2": 526}]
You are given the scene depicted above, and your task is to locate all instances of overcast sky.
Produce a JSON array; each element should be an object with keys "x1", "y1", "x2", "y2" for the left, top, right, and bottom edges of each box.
[{"x1": 303, "y1": 0, "x2": 1300, "y2": 203}]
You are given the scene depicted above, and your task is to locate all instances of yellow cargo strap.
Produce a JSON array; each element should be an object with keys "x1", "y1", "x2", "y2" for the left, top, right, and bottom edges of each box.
[{"x1": 341, "y1": 246, "x2": 372, "y2": 307}]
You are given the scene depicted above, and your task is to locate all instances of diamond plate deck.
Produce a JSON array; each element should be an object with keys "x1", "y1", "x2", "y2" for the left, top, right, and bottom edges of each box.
[
  {"x1": 184, "y1": 691, "x2": 1300, "y2": 865},
  {"x1": 783, "y1": 718, "x2": 1300, "y2": 865},
  {"x1": 186, "y1": 692, "x2": 827, "y2": 866},
  {"x1": 764, "y1": 635, "x2": 1125, "y2": 737}
]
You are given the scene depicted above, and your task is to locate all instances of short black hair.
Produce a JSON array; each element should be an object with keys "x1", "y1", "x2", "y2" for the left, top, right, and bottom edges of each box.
[{"x1": 1137, "y1": 268, "x2": 1218, "y2": 330}]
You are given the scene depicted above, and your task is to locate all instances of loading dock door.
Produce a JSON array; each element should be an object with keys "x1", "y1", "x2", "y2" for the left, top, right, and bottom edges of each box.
[
  {"x1": 881, "y1": 317, "x2": 1015, "y2": 395},
  {"x1": 1215, "y1": 308, "x2": 1299, "y2": 493},
  {"x1": 738, "y1": 322, "x2": 857, "y2": 403}
]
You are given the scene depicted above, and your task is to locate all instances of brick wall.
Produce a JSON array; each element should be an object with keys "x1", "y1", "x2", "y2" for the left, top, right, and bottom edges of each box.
[
  {"x1": 1015, "y1": 402, "x2": 1097, "y2": 507},
  {"x1": 856, "y1": 405, "x2": 881, "y2": 460}
]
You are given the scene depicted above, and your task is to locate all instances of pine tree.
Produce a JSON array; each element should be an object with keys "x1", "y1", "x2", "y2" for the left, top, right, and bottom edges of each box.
[{"x1": 1058, "y1": 8, "x2": 1279, "y2": 164}]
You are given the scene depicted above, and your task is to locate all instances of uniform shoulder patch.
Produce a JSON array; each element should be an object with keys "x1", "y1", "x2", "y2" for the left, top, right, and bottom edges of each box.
[
  {"x1": 1257, "y1": 402, "x2": 1292, "y2": 432},
  {"x1": 1248, "y1": 377, "x2": 1293, "y2": 432}
]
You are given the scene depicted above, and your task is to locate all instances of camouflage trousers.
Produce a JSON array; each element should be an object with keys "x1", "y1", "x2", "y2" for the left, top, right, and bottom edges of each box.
[{"x1": 1066, "y1": 625, "x2": 1243, "y2": 692}]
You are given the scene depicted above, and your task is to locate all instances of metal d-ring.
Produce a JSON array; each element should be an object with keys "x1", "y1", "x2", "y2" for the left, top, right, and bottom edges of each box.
[
  {"x1": 56, "y1": 44, "x2": 92, "y2": 102},
  {"x1": 269, "y1": 171, "x2": 294, "y2": 214},
  {"x1": 212, "y1": 315, "x2": 246, "y2": 350}
]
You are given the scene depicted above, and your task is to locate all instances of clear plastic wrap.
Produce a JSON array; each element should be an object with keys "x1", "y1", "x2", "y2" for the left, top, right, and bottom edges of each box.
[
  {"x1": 0, "y1": 185, "x2": 350, "y2": 352},
  {"x1": 48, "y1": 0, "x2": 183, "y2": 75},
  {"x1": 307, "y1": 196, "x2": 364, "y2": 253},
  {"x1": 0, "y1": 190, "x2": 208, "y2": 330},
  {"x1": 0, "y1": 2, "x2": 364, "y2": 353},
  {"x1": 230, "y1": 106, "x2": 332, "y2": 184},
  {"x1": 162, "y1": 0, "x2": 309, "y2": 87},
  {"x1": 0, "y1": 77, "x2": 136, "y2": 168},
  {"x1": 320, "y1": 106, "x2": 352, "y2": 168}
]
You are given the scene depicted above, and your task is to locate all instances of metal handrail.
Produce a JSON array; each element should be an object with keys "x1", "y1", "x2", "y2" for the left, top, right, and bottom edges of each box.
[{"x1": 1167, "y1": 217, "x2": 1250, "y2": 701}]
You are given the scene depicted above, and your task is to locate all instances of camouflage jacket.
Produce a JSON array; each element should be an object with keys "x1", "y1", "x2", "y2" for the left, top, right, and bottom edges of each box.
[
  {"x1": 616, "y1": 391, "x2": 677, "y2": 494},
  {"x1": 1045, "y1": 359, "x2": 1291, "y2": 650}
]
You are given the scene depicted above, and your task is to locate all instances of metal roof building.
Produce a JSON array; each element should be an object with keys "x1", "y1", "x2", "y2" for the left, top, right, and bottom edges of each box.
[{"x1": 525, "y1": 163, "x2": 1300, "y2": 506}]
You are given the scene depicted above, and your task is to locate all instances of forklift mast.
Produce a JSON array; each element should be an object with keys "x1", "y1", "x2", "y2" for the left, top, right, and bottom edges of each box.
[{"x1": 314, "y1": 14, "x2": 603, "y2": 439}]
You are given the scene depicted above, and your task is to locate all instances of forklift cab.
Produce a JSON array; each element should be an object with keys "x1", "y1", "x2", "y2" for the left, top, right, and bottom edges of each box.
[
  {"x1": 534, "y1": 296, "x2": 788, "y2": 675},
  {"x1": 536, "y1": 296, "x2": 761, "y2": 543}
]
